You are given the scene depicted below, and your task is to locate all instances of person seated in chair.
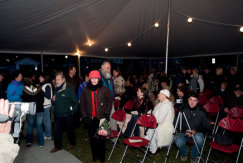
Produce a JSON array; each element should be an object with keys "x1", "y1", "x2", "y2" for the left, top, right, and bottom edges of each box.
[
  {"x1": 123, "y1": 87, "x2": 153, "y2": 138},
  {"x1": 174, "y1": 92, "x2": 211, "y2": 163},
  {"x1": 145, "y1": 89, "x2": 174, "y2": 154}
]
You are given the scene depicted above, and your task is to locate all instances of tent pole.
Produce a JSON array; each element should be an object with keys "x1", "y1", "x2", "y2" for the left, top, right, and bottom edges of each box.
[
  {"x1": 165, "y1": 0, "x2": 171, "y2": 75},
  {"x1": 41, "y1": 53, "x2": 43, "y2": 72},
  {"x1": 77, "y1": 55, "x2": 81, "y2": 78},
  {"x1": 236, "y1": 53, "x2": 239, "y2": 67}
]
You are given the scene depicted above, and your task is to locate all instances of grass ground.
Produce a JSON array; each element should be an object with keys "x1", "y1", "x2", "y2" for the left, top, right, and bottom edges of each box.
[{"x1": 62, "y1": 123, "x2": 242, "y2": 163}]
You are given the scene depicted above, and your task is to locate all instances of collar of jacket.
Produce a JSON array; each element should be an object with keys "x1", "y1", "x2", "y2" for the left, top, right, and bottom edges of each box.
[{"x1": 56, "y1": 82, "x2": 67, "y2": 93}]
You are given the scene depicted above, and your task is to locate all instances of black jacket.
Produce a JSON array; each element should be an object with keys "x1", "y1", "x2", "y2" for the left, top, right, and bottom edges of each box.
[
  {"x1": 177, "y1": 103, "x2": 211, "y2": 133},
  {"x1": 22, "y1": 85, "x2": 44, "y2": 113}
]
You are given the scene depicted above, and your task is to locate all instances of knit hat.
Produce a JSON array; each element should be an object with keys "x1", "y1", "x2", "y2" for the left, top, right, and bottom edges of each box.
[
  {"x1": 159, "y1": 89, "x2": 170, "y2": 98},
  {"x1": 89, "y1": 70, "x2": 101, "y2": 80}
]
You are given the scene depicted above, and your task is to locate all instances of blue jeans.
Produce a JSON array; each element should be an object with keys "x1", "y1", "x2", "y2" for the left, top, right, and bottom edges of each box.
[
  {"x1": 26, "y1": 112, "x2": 44, "y2": 146},
  {"x1": 175, "y1": 132, "x2": 204, "y2": 159},
  {"x1": 43, "y1": 107, "x2": 52, "y2": 138}
]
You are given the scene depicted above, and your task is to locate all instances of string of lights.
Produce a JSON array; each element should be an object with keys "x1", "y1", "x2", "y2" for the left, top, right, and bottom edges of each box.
[{"x1": 78, "y1": 7, "x2": 243, "y2": 55}]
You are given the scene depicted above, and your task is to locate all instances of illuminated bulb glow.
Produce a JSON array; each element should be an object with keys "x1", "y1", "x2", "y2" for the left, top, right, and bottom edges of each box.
[
  {"x1": 127, "y1": 42, "x2": 132, "y2": 47},
  {"x1": 65, "y1": 55, "x2": 68, "y2": 59},
  {"x1": 154, "y1": 23, "x2": 159, "y2": 27},
  {"x1": 240, "y1": 26, "x2": 243, "y2": 32},
  {"x1": 88, "y1": 42, "x2": 92, "y2": 46},
  {"x1": 187, "y1": 17, "x2": 193, "y2": 23},
  {"x1": 105, "y1": 48, "x2": 109, "y2": 52}
]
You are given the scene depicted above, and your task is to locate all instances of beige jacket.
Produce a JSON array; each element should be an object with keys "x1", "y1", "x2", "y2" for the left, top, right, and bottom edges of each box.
[{"x1": 0, "y1": 134, "x2": 19, "y2": 163}]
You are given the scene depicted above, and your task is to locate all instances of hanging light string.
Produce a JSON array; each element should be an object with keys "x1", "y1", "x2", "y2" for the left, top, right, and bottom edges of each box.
[
  {"x1": 102, "y1": 11, "x2": 168, "y2": 51},
  {"x1": 172, "y1": 8, "x2": 242, "y2": 27}
]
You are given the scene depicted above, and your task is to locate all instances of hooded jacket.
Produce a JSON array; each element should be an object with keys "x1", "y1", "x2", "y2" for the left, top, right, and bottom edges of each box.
[{"x1": 22, "y1": 85, "x2": 44, "y2": 113}]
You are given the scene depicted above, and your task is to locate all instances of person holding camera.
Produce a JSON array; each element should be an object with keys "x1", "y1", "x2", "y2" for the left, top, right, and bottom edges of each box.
[
  {"x1": 174, "y1": 85, "x2": 188, "y2": 109},
  {"x1": 174, "y1": 92, "x2": 211, "y2": 163},
  {"x1": 0, "y1": 99, "x2": 19, "y2": 163}
]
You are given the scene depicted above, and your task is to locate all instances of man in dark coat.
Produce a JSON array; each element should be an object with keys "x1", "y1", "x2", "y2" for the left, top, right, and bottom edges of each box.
[{"x1": 174, "y1": 92, "x2": 211, "y2": 163}]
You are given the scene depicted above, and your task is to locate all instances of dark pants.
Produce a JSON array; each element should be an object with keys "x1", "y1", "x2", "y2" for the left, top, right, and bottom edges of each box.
[
  {"x1": 54, "y1": 113, "x2": 76, "y2": 149},
  {"x1": 85, "y1": 118, "x2": 106, "y2": 162},
  {"x1": 124, "y1": 115, "x2": 140, "y2": 138}
]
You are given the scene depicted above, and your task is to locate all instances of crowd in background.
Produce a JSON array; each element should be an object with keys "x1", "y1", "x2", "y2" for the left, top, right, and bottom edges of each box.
[{"x1": 0, "y1": 62, "x2": 242, "y2": 162}]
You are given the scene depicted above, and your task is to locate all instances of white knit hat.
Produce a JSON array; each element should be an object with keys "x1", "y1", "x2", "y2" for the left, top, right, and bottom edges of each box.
[{"x1": 159, "y1": 89, "x2": 170, "y2": 98}]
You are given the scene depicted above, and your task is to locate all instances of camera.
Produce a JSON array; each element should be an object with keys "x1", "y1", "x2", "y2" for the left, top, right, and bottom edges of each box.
[
  {"x1": 176, "y1": 99, "x2": 183, "y2": 104},
  {"x1": 0, "y1": 102, "x2": 36, "y2": 139}
]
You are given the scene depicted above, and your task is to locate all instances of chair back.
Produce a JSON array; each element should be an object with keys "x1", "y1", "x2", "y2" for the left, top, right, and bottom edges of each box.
[
  {"x1": 199, "y1": 93, "x2": 208, "y2": 106},
  {"x1": 218, "y1": 116, "x2": 243, "y2": 133},
  {"x1": 136, "y1": 113, "x2": 157, "y2": 128},
  {"x1": 204, "y1": 89, "x2": 213, "y2": 98},
  {"x1": 209, "y1": 96, "x2": 224, "y2": 105},
  {"x1": 124, "y1": 100, "x2": 134, "y2": 110},
  {"x1": 111, "y1": 108, "x2": 126, "y2": 122},
  {"x1": 114, "y1": 99, "x2": 121, "y2": 108},
  {"x1": 203, "y1": 102, "x2": 220, "y2": 116},
  {"x1": 228, "y1": 106, "x2": 243, "y2": 118}
]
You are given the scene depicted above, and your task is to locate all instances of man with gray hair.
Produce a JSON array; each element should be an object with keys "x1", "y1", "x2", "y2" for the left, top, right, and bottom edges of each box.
[
  {"x1": 51, "y1": 71, "x2": 78, "y2": 153},
  {"x1": 99, "y1": 61, "x2": 116, "y2": 131}
]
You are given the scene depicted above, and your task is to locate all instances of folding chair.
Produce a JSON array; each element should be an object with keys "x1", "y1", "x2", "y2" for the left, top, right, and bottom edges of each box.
[
  {"x1": 203, "y1": 102, "x2": 220, "y2": 135},
  {"x1": 204, "y1": 89, "x2": 213, "y2": 98},
  {"x1": 120, "y1": 113, "x2": 157, "y2": 163},
  {"x1": 114, "y1": 98, "x2": 121, "y2": 109},
  {"x1": 123, "y1": 100, "x2": 134, "y2": 111},
  {"x1": 206, "y1": 116, "x2": 243, "y2": 163},
  {"x1": 199, "y1": 92, "x2": 208, "y2": 106},
  {"x1": 228, "y1": 106, "x2": 243, "y2": 118},
  {"x1": 108, "y1": 108, "x2": 127, "y2": 160},
  {"x1": 208, "y1": 96, "x2": 224, "y2": 106}
]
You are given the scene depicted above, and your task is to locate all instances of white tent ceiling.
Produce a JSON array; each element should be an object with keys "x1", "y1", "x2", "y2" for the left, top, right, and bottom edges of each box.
[{"x1": 0, "y1": 0, "x2": 242, "y2": 58}]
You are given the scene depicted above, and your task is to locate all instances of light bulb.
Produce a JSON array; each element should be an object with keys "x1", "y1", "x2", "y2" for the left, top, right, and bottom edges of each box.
[
  {"x1": 187, "y1": 17, "x2": 193, "y2": 23},
  {"x1": 127, "y1": 42, "x2": 132, "y2": 47},
  {"x1": 88, "y1": 42, "x2": 92, "y2": 46},
  {"x1": 65, "y1": 55, "x2": 68, "y2": 59},
  {"x1": 154, "y1": 23, "x2": 159, "y2": 27},
  {"x1": 240, "y1": 26, "x2": 243, "y2": 33},
  {"x1": 105, "y1": 48, "x2": 109, "y2": 52}
]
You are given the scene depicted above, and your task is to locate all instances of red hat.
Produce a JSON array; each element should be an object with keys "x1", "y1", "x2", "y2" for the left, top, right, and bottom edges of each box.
[{"x1": 89, "y1": 70, "x2": 101, "y2": 80}]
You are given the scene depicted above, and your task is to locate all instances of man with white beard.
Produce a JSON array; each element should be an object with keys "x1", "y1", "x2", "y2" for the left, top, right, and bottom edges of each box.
[{"x1": 99, "y1": 61, "x2": 116, "y2": 131}]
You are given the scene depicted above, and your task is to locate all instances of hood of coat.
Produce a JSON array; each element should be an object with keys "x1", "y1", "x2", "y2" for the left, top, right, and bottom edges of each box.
[
  {"x1": 23, "y1": 85, "x2": 42, "y2": 95},
  {"x1": 87, "y1": 80, "x2": 103, "y2": 91}
]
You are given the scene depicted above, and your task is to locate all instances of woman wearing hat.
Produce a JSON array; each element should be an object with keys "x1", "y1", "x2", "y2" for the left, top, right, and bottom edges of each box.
[
  {"x1": 80, "y1": 70, "x2": 112, "y2": 163},
  {"x1": 145, "y1": 89, "x2": 175, "y2": 154}
]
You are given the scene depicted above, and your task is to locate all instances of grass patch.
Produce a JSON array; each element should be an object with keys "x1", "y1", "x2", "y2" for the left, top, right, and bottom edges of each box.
[{"x1": 62, "y1": 123, "x2": 242, "y2": 163}]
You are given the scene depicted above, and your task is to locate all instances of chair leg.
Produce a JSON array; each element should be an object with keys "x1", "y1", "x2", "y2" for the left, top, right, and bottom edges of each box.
[
  {"x1": 206, "y1": 147, "x2": 212, "y2": 163},
  {"x1": 175, "y1": 150, "x2": 179, "y2": 158},
  {"x1": 141, "y1": 143, "x2": 150, "y2": 163},
  {"x1": 236, "y1": 138, "x2": 243, "y2": 163},
  {"x1": 198, "y1": 134, "x2": 207, "y2": 163},
  {"x1": 120, "y1": 145, "x2": 129, "y2": 163},
  {"x1": 108, "y1": 136, "x2": 119, "y2": 160}
]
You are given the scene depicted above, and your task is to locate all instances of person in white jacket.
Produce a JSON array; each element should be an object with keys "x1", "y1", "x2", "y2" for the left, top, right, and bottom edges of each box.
[
  {"x1": 145, "y1": 89, "x2": 175, "y2": 154},
  {"x1": 0, "y1": 99, "x2": 19, "y2": 163}
]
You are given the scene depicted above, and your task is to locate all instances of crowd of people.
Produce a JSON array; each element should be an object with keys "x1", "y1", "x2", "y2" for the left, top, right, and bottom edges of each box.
[{"x1": 0, "y1": 62, "x2": 242, "y2": 163}]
